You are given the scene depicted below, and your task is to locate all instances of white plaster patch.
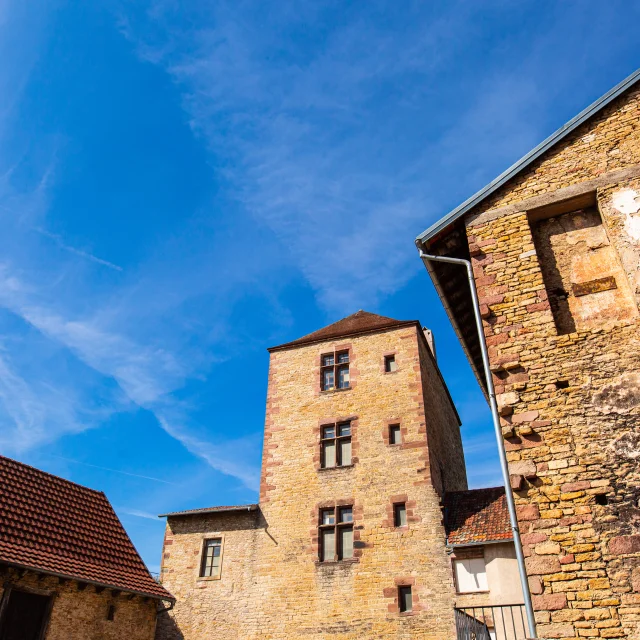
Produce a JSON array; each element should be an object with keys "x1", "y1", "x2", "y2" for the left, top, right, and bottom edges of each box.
[{"x1": 612, "y1": 189, "x2": 640, "y2": 241}]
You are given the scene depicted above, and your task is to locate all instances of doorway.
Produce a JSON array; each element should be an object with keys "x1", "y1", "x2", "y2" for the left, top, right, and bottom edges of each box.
[{"x1": 0, "y1": 588, "x2": 52, "y2": 640}]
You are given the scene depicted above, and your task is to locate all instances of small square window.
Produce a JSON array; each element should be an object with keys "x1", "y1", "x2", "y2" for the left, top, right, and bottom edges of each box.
[
  {"x1": 398, "y1": 586, "x2": 412, "y2": 613},
  {"x1": 321, "y1": 509, "x2": 336, "y2": 525},
  {"x1": 322, "y1": 354, "x2": 335, "y2": 367},
  {"x1": 389, "y1": 424, "x2": 401, "y2": 445},
  {"x1": 393, "y1": 503, "x2": 407, "y2": 527},
  {"x1": 384, "y1": 355, "x2": 397, "y2": 372},
  {"x1": 339, "y1": 507, "x2": 353, "y2": 523}
]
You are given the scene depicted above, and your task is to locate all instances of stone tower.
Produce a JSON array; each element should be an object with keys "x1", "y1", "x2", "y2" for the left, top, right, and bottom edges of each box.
[{"x1": 157, "y1": 310, "x2": 467, "y2": 639}]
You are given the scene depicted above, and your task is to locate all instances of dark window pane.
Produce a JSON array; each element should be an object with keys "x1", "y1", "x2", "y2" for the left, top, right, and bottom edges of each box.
[
  {"x1": 338, "y1": 423, "x2": 351, "y2": 436},
  {"x1": 389, "y1": 424, "x2": 401, "y2": 445},
  {"x1": 321, "y1": 529, "x2": 336, "y2": 561},
  {"x1": 399, "y1": 586, "x2": 412, "y2": 612},
  {"x1": 394, "y1": 503, "x2": 407, "y2": 527},
  {"x1": 339, "y1": 507, "x2": 353, "y2": 522},
  {"x1": 322, "y1": 425, "x2": 336, "y2": 439},
  {"x1": 340, "y1": 527, "x2": 353, "y2": 559},
  {"x1": 339, "y1": 439, "x2": 351, "y2": 466},
  {"x1": 385, "y1": 355, "x2": 397, "y2": 372},
  {"x1": 337, "y1": 351, "x2": 349, "y2": 364},
  {"x1": 322, "y1": 354, "x2": 334, "y2": 366},
  {"x1": 321, "y1": 509, "x2": 335, "y2": 525},
  {"x1": 337, "y1": 365, "x2": 350, "y2": 388}
]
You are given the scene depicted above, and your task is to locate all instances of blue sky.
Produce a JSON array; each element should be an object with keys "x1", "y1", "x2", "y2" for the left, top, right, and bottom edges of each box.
[{"x1": 0, "y1": 0, "x2": 637, "y2": 573}]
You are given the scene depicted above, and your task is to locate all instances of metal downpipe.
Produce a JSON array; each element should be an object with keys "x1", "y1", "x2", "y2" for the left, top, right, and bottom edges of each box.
[{"x1": 419, "y1": 251, "x2": 537, "y2": 639}]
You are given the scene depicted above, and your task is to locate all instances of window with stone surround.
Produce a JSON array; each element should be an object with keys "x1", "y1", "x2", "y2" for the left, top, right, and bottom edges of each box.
[
  {"x1": 319, "y1": 506, "x2": 353, "y2": 562},
  {"x1": 389, "y1": 423, "x2": 401, "y2": 445},
  {"x1": 200, "y1": 538, "x2": 222, "y2": 578},
  {"x1": 528, "y1": 196, "x2": 638, "y2": 334},
  {"x1": 393, "y1": 502, "x2": 407, "y2": 527},
  {"x1": 320, "y1": 421, "x2": 352, "y2": 468},
  {"x1": 384, "y1": 354, "x2": 397, "y2": 372},
  {"x1": 320, "y1": 350, "x2": 350, "y2": 391}
]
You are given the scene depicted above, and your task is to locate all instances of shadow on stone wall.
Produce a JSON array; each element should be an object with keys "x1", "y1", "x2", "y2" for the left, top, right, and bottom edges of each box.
[{"x1": 155, "y1": 611, "x2": 184, "y2": 640}]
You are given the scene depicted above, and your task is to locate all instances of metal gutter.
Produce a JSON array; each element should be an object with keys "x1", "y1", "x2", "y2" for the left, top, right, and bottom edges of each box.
[
  {"x1": 419, "y1": 252, "x2": 537, "y2": 638},
  {"x1": 447, "y1": 538, "x2": 513, "y2": 549},
  {"x1": 159, "y1": 504, "x2": 259, "y2": 518},
  {"x1": 416, "y1": 67, "x2": 640, "y2": 246}
]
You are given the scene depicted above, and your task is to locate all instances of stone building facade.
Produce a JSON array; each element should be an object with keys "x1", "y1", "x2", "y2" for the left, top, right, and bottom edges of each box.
[
  {"x1": 156, "y1": 311, "x2": 523, "y2": 639},
  {"x1": 0, "y1": 455, "x2": 173, "y2": 640},
  {"x1": 416, "y1": 69, "x2": 640, "y2": 639}
]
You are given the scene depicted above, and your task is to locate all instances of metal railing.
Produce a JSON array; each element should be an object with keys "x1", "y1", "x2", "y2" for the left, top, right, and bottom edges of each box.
[{"x1": 455, "y1": 604, "x2": 528, "y2": 640}]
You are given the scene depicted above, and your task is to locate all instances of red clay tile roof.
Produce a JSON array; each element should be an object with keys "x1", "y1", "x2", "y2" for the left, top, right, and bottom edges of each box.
[
  {"x1": 444, "y1": 487, "x2": 513, "y2": 546},
  {"x1": 268, "y1": 310, "x2": 418, "y2": 352},
  {"x1": 160, "y1": 504, "x2": 259, "y2": 517},
  {"x1": 0, "y1": 455, "x2": 173, "y2": 601}
]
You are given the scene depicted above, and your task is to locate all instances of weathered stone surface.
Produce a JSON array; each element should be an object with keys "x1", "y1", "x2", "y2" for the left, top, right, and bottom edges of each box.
[
  {"x1": 510, "y1": 459, "x2": 537, "y2": 478},
  {"x1": 438, "y1": 84, "x2": 640, "y2": 639},
  {"x1": 526, "y1": 555, "x2": 562, "y2": 575},
  {"x1": 609, "y1": 535, "x2": 640, "y2": 555},
  {"x1": 157, "y1": 325, "x2": 466, "y2": 639},
  {"x1": 533, "y1": 593, "x2": 567, "y2": 610},
  {"x1": 0, "y1": 568, "x2": 157, "y2": 640}
]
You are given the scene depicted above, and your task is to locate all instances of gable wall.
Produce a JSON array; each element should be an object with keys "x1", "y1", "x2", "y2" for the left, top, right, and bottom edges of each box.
[{"x1": 458, "y1": 85, "x2": 640, "y2": 639}]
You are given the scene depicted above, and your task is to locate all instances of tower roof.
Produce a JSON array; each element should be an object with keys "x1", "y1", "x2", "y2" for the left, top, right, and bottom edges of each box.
[{"x1": 268, "y1": 310, "x2": 418, "y2": 352}]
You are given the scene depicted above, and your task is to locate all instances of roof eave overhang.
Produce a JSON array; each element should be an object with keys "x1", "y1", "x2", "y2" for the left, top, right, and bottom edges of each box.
[
  {"x1": 418, "y1": 252, "x2": 489, "y2": 398},
  {"x1": 0, "y1": 559, "x2": 174, "y2": 603},
  {"x1": 415, "y1": 66, "x2": 640, "y2": 249},
  {"x1": 159, "y1": 504, "x2": 259, "y2": 518},
  {"x1": 267, "y1": 321, "x2": 419, "y2": 353},
  {"x1": 447, "y1": 538, "x2": 514, "y2": 548}
]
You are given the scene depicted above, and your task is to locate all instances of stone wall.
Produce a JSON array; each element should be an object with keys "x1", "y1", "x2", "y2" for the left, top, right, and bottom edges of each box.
[
  {"x1": 0, "y1": 567, "x2": 158, "y2": 640},
  {"x1": 157, "y1": 324, "x2": 466, "y2": 639},
  {"x1": 460, "y1": 86, "x2": 640, "y2": 639}
]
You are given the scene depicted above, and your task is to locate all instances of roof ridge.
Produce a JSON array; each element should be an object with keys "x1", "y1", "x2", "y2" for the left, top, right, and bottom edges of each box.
[
  {"x1": 0, "y1": 454, "x2": 104, "y2": 496},
  {"x1": 268, "y1": 310, "x2": 418, "y2": 352}
]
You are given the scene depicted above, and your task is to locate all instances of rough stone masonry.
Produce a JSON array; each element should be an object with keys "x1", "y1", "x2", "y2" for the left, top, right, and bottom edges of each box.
[
  {"x1": 156, "y1": 313, "x2": 468, "y2": 639},
  {"x1": 421, "y1": 78, "x2": 640, "y2": 639}
]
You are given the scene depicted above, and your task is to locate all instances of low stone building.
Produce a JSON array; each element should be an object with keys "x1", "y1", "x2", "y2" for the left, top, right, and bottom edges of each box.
[
  {"x1": 157, "y1": 311, "x2": 524, "y2": 639},
  {"x1": 0, "y1": 454, "x2": 174, "y2": 640},
  {"x1": 416, "y1": 69, "x2": 640, "y2": 638}
]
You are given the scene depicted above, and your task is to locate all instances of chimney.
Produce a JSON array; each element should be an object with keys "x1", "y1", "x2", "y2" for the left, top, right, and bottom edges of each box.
[{"x1": 422, "y1": 327, "x2": 436, "y2": 361}]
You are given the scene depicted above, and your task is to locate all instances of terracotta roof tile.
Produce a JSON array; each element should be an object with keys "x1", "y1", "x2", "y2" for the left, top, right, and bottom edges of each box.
[
  {"x1": 268, "y1": 310, "x2": 417, "y2": 352},
  {"x1": 0, "y1": 455, "x2": 173, "y2": 601},
  {"x1": 444, "y1": 487, "x2": 512, "y2": 546}
]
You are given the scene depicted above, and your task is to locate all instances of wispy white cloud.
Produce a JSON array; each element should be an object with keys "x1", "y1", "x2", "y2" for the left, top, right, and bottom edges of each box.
[
  {"x1": 51, "y1": 455, "x2": 176, "y2": 485},
  {"x1": 0, "y1": 264, "x2": 261, "y2": 488},
  {"x1": 119, "y1": 1, "x2": 547, "y2": 314},
  {"x1": 31, "y1": 227, "x2": 124, "y2": 272},
  {"x1": 117, "y1": 507, "x2": 161, "y2": 521}
]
